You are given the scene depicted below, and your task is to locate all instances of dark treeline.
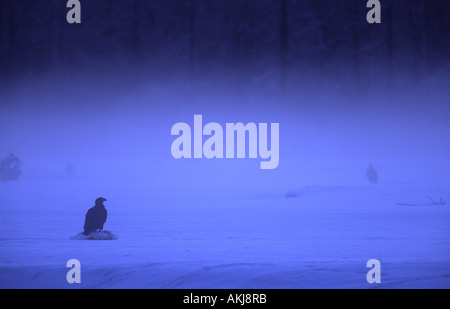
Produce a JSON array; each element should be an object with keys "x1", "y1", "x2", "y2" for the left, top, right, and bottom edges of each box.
[{"x1": 0, "y1": 0, "x2": 449, "y2": 87}]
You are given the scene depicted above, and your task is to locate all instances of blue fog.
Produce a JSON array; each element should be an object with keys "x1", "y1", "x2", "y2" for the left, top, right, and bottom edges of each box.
[{"x1": 0, "y1": 0, "x2": 449, "y2": 288}]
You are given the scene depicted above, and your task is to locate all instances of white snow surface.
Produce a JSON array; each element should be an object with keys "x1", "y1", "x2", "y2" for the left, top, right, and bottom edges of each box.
[{"x1": 1, "y1": 167, "x2": 449, "y2": 289}]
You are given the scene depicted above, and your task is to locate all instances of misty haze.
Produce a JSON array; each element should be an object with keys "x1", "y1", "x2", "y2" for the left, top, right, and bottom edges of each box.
[{"x1": 1, "y1": 0, "x2": 449, "y2": 288}]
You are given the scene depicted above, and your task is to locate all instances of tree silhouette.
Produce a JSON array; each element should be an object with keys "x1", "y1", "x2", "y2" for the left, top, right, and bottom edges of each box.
[{"x1": 0, "y1": 153, "x2": 22, "y2": 182}]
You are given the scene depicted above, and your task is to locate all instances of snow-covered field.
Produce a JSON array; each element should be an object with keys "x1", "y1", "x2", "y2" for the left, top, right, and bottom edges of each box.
[
  {"x1": 1, "y1": 163, "x2": 449, "y2": 289},
  {"x1": 1, "y1": 76, "x2": 449, "y2": 289}
]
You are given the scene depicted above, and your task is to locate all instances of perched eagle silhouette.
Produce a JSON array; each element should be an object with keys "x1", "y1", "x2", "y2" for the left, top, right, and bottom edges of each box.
[
  {"x1": 366, "y1": 163, "x2": 378, "y2": 184},
  {"x1": 83, "y1": 197, "x2": 107, "y2": 235}
]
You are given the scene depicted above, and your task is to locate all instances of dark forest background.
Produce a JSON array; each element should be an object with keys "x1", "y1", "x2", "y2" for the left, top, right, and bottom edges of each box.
[
  {"x1": 0, "y1": 0, "x2": 449, "y2": 110},
  {"x1": 1, "y1": 1, "x2": 449, "y2": 76}
]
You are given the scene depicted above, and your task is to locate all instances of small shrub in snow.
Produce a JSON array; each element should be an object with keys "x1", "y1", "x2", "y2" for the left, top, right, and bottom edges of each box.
[{"x1": 0, "y1": 153, "x2": 22, "y2": 182}]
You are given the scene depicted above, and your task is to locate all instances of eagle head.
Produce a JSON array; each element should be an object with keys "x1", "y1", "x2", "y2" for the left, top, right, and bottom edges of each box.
[{"x1": 95, "y1": 197, "x2": 107, "y2": 206}]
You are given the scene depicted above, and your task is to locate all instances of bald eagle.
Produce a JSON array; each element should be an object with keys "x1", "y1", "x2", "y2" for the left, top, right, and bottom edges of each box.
[
  {"x1": 366, "y1": 163, "x2": 378, "y2": 184},
  {"x1": 83, "y1": 197, "x2": 108, "y2": 235}
]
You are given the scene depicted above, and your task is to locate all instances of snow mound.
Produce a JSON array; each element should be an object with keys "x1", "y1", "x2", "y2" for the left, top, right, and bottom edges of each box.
[{"x1": 70, "y1": 230, "x2": 118, "y2": 240}]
